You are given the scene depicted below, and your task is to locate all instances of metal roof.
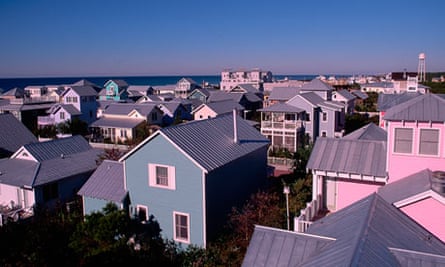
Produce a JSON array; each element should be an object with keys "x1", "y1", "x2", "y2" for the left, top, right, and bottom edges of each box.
[
  {"x1": 103, "y1": 103, "x2": 157, "y2": 116},
  {"x1": 78, "y1": 160, "x2": 127, "y2": 202},
  {"x1": 65, "y1": 85, "x2": 98, "y2": 96},
  {"x1": 56, "y1": 104, "x2": 82, "y2": 116},
  {"x1": 90, "y1": 117, "x2": 144, "y2": 128},
  {"x1": 195, "y1": 100, "x2": 244, "y2": 115},
  {"x1": 21, "y1": 135, "x2": 92, "y2": 162},
  {"x1": 1, "y1": 87, "x2": 24, "y2": 97},
  {"x1": 231, "y1": 84, "x2": 258, "y2": 93},
  {"x1": 242, "y1": 225, "x2": 334, "y2": 267},
  {"x1": 307, "y1": 137, "x2": 387, "y2": 177},
  {"x1": 350, "y1": 90, "x2": 368, "y2": 100},
  {"x1": 334, "y1": 89, "x2": 356, "y2": 101},
  {"x1": 207, "y1": 91, "x2": 236, "y2": 102},
  {"x1": 384, "y1": 93, "x2": 445, "y2": 122},
  {"x1": 378, "y1": 168, "x2": 444, "y2": 204},
  {"x1": 0, "y1": 113, "x2": 38, "y2": 156},
  {"x1": 259, "y1": 103, "x2": 304, "y2": 113},
  {"x1": 297, "y1": 92, "x2": 324, "y2": 106},
  {"x1": 377, "y1": 91, "x2": 421, "y2": 111},
  {"x1": 343, "y1": 123, "x2": 387, "y2": 141},
  {"x1": 300, "y1": 78, "x2": 334, "y2": 91},
  {"x1": 244, "y1": 194, "x2": 445, "y2": 266},
  {"x1": 123, "y1": 114, "x2": 269, "y2": 172},
  {"x1": 268, "y1": 87, "x2": 300, "y2": 101},
  {"x1": 105, "y1": 79, "x2": 128, "y2": 87},
  {"x1": 0, "y1": 158, "x2": 39, "y2": 187},
  {"x1": 71, "y1": 79, "x2": 101, "y2": 90}
]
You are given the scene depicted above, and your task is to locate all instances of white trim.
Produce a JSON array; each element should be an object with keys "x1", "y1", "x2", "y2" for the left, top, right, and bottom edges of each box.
[
  {"x1": 393, "y1": 190, "x2": 445, "y2": 208},
  {"x1": 417, "y1": 127, "x2": 441, "y2": 157},
  {"x1": 173, "y1": 211, "x2": 191, "y2": 244},
  {"x1": 148, "y1": 163, "x2": 176, "y2": 190},
  {"x1": 201, "y1": 172, "x2": 207, "y2": 248},
  {"x1": 11, "y1": 147, "x2": 38, "y2": 162},
  {"x1": 254, "y1": 225, "x2": 337, "y2": 241},
  {"x1": 313, "y1": 169, "x2": 387, "y2": 183},
  {"x1": 123, "y1": 160, "x2": 127, "y2": 191},
  {"x1": 136, "y1": 204, "x2": 148, "y2": 221},
  {"x1": 388, "y1": 247, "x2": 445, "y2": 259}
]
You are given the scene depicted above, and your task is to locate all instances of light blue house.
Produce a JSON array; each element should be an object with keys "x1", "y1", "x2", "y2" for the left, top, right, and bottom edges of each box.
[
  {"x1": 80, "y1": 113, "x2": 270, "y2": 247},
  {"x1": 99, "y1": 80, "x2": 129, "y2": 101}
]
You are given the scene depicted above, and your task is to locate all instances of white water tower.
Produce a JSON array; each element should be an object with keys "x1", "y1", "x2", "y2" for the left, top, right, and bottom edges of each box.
[{"x1": 418, "y1": 53, "x2": 426, "y2": 82}]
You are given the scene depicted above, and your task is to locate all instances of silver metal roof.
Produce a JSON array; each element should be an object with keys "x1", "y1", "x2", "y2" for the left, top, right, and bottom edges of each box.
[
  {"x1": 383, "y1": 93, "x2": 445, "y2": 122},
  {"x1": 268, "y1": 87, "x2": 300, "y2": 101},
  {"x1": 196, "y1": 100, "x2": 244, "y2": 115},
  {"x1": 78, "y1": 160, "x2": 127, "y2": 202},
  {"x1": 0, "y1": 113, "x2": 38, "y2": 156},
  {"x1": 244, "y1": 193, "x2": 445, "y2": 266},
  {"x1": 350, "y1": 90, "x2": 368, "y2": 100},
  {"x1": 378, "y1": 168, "x2": 444, "y2": 204},
  {"x1": 103, "y1": 103, "x2": 157, "y2": 116},
  {"x1": 298, "y1": 92, "x2": 324, "y2": 106},
  {"x1": 90, "y1": 117, "x2": 144, "y2": 128},
  {"x1": 300, "y1": 78, "x2": 334, "y2": 91},
  {"x1": 22, "y1": 135, "x2": 92, "y2": 162},
  {"x1": 343, "y1": 123, "x2": 387, "y2": 141},
  {"x1": 124, "y1": 114, "x2": 269, "y2": 172},
  {"x1": 307, "y1": 137, "x2": 387, "y2": 177},
  {"x1": 65, "y1": 85, "x2": 98, "y2": 96},
  {"x1": 56, "y1": 104, "x2": 82, "y2": 116},
  {"x1": 377, "y1": 91, "x2": 422, "y2": 111},
  {"x1": 259, "y1": 103, "x2": 304, "y2": 113},
  {"x1": 0, "y1": 158, "x2": 39, "y2": 187},
  {"x1": 334, "y1": 89, "x2": 356, "y2": 101}
]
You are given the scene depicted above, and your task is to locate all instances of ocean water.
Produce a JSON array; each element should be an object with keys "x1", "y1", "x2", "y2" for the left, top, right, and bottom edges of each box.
[{"x1": 0, "y1": 74, "x2": 319, "y2": 92}]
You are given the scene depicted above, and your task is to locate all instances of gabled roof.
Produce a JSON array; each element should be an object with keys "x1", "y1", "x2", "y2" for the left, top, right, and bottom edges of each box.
[
  {"x1": 378, "y1": 168, "x2": 445, "y2": 204},
  {"x1": 78, "y1": 160, "x2": 127, "y2": 202},
  {"x1": 300, "y1": 78, "x2": 334, "y2": 91},
  {"x1": 121, "y1": 114, "x2": 269, "y2": 172},
  {"x1": 178, "y1": 77, "x2": 198, "y2": 85},
  {"x1": 334, "y1": 89, "x2": 356, "y2": 101},
  {"x1": 297, "y1": 92, "x2": 324, "y2": 106},
  {"x1": 103, "y1": 103, "x2": 158, "y2": 117},
  {"x1": 307, "y1": 137, "x2": 387, "y2": 178},
  {"x1": 377, "y1": 91, "x2": 421, "y2": 111},
  {"x1": 71, "y1": 79, "x2": 101, "y2": 90},
  {"x1": 90, "y1": 117, "x2": 145, "y2": 128},
  {"x1": 127, "y1": 85, "x2": 152, "y2": 93},
  {"x1": 16, "y1": 135, "x2": 92, "y2": 162},
  {"x1": 0, "y1": 114, "x2": 38, "y2": 156},
  {"x1": 63, "y1": 86, "x2": 98, "y2": 97},
  {"x1": 244, "y1": 194, "x2": 445, "y2": 266},
  {"x1": 1, "y1": 87, "x2": 24, "y2": 98},
  {"x1": 105, "y1": 79, "x2": 128, "y2": 88},
  {"x1": 188, "y1": 88, "x2": 213, "y2": 99},
  {"x1": 231, "y1": 84, "x2": 258, "y2": 93},
  {"x1": 207, "y1": 91, "x2": 235, "y2": 102},
  {"x1": 259, "y1": 102, "x2": 304, "y2": 113},
  {"x1": 0, "y1": 158, "x2": 39, "y2": 187},
  {"x1": 54, "y1": 104, "x2": 82, "y2": 116},
  {"x1": 193, "y1": 100, "x2": 244, "y2": 115},
  {"x1": 343, "y1": 123, "x2": 387, "y2": 141},
  {"x1": 243, "y1": 92, "x2": 263, "y2": 103},
  {"x1": 268, "y1": 87, "x2": 300, "y2": 101},
  {"x1": 383, "y1": 93, "x2": 445, "y2": 122},
  {"x1": 350, "y1": 90, "x2": 368, "y2": 100}
]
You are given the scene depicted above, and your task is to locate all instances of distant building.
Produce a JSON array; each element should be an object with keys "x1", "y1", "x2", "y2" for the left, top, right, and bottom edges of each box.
[{"x1": 220, "y1": 69, "x2": 272, "y2": 92}]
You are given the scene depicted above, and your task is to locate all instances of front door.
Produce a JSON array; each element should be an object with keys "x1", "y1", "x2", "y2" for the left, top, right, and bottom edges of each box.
[{"x1": 323, "y1": 177, "x2": 337, "y2": 211}]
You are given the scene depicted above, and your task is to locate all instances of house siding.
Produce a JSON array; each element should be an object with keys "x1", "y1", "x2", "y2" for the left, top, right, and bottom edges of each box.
[
  {"x1": 400, "y1": 197, "x2": 445, "y2": 242},
  {"x1": 205, "y1": 146, "x2": 268, "y2": 240},
  {"x1": 336, "y1": 179, "x2": 382, "y2": 211},
  {"x1": 387, "y1": 121, "x2": 445, "y2": 181},
  {"x1": 286, "y1": 97, "x2": 317, "y2": 142},
  {"x1": 124, "y1": 134, "x2": 205, "y2": 246},
  {"x1": 83, "y1": 196, "x2": 114, "y2": 214},
  {"x1": 0, "y1": 184, "x2": 35, "y2": 209}
]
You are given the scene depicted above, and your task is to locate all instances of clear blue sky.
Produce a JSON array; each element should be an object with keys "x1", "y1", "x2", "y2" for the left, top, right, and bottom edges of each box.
[{"x1": 1, "y1": 0, "x2": 444, "y2": 77}]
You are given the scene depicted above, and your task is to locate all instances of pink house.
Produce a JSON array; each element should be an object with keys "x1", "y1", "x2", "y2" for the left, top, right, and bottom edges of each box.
[{"x1": 302, "y1": 93, "x2": 445, "y2": 242}]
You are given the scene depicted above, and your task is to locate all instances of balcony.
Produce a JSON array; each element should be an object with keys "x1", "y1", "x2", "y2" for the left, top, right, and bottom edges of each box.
[
  {"x1": 10, "y1": 96, "x2": 57, "y2": 105},
  {"x1": 261, "y1": 120, "x2": 303, "y2": 130},
  {"x1": 294, "y1": 194, "x2": 324, "y2": 233}
]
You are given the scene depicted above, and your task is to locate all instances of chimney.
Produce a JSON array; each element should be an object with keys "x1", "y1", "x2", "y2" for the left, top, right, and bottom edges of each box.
[{"x1": 233, "y1": 109, "x2": 238, "y2": 143}]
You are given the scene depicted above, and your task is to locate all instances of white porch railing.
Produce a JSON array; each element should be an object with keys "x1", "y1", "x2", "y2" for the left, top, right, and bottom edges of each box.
[{"x1": 294, "y1": 194, "x2": 322, "y2": 233}]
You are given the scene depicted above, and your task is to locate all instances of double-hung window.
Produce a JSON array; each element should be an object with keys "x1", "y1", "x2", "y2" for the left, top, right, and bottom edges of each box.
[
  {"x1": 419, "y1": 129, "x2": 439, "y2": 155},
  {"x1": 148, "y1": 164, "x2": 175, "y2": 190},
  {"x1": 394, "y1": 128, "x2": 413, "y2": 154},
  {"x1": 174, "y1": 212, "x2": 190, "y2": 243}
]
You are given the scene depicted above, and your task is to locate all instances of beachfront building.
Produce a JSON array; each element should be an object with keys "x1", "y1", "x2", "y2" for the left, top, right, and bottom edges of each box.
[
  {"x1": 98, "y1": 80, "x2": 129, "y2": 101},
  {"x1": 80, "y1": 114, "x2": 270, "y2": 248},
  {"x1": 220, "y1": 69, "x2": 272, "y2": 92},
  {"x1": 174, "y1": 78, "x2": 201, "y2": 98},
  {"x1": 192, "y1": 99, "x2": 244, "y2": 120}
]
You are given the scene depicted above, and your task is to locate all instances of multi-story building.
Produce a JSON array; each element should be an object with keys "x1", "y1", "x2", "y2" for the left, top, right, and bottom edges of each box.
[{"x1": 220, "y1": 69, "x2": 272, "y2": 92}]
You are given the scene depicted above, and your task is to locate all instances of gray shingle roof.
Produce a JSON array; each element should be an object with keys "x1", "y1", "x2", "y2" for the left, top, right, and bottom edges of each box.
[
  {"x1": 307, "y1": 137, "x2": 387, "y2": 177},
  {"x1": 122, "y1": 114, "x2": 269, "y2": 172},
  {"x1": 0, "y1": 113, "x2": 38, "y2": 156},
  {"x1": 268, "y1": 87, "x2": 300, "y2": 101},
  {"x1": 300, "y1": 78, "x2": 334, "y2": 91},
  {"x1": 78, "y1": 160, "x2": 127, "y2": 202},
  {"x1": 378, "y1": 168, "x2": 444, "y2": 204},
  {"x1": 383, "y1": 93, "x2": 445, "y2": 122},
  {"x1": 244, "y1": 193, "x2": 445, "y2": 267},
  {"x1": 259, "y1": 103, "x2": 304, "y2": 113},
  {"x1": 21, "y1": 135, "x2": 91, "y2": 162},
  {"x1": 90, "y1": 117, "x2": 145, "y2": 128},
  {"x1": 377, "y1": 91, "x2": 422, "y2": 111},
  {"x1": 343, "y1": 123, "x2": 387, "y2": 141}
]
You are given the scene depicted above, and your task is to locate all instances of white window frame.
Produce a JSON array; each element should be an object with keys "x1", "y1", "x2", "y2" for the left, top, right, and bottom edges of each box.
[
  {"x1": 136, "y1": 205, "x2": 148, "y2": 221},
  {"x1": 173, "y1": 211, "x2": 190, "y2": 244},
  {"x1": 148, "y1": 163, "x2": 176, "y2": 190},
  {"x1": 418, "y1": 128, "x2": 440, "y2": 156},
  {"x1": 393, "y1": 127, "x2": 413, "y2": 154}
]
